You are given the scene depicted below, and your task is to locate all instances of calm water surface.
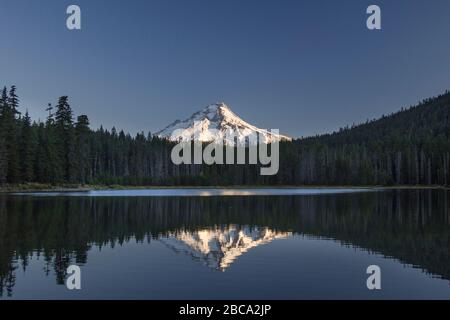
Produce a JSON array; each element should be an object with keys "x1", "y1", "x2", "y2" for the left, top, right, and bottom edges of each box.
[{"x1": 1, "y1": 188, "x2": 449, "y2": 299}]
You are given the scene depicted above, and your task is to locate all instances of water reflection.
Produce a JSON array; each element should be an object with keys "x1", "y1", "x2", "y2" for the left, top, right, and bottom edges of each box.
[
  {"x1": 12, "y1": 187, "x2": 373, "y2": 197},
  {"x1": 0, "y1": 189, "x2": 449, "y2": 297},
  {"x1": 160, "y1": 226, "x2": 291, "y2": 271}
]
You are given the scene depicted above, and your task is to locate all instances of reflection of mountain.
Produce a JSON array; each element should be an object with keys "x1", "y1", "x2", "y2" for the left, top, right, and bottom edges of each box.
[
  {"x1": 160, "y1": 226, "x2": 291, "y2": 271},
  {"x1": 1, "y1": 190, "x2": 449, "y2": 296}
]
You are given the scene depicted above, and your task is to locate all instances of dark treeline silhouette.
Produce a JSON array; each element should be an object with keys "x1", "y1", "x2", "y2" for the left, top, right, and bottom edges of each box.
[
  {"x1": 1, "y1": 190, "x2": 449, "y2": 296},
  {"x1": 1, "y1": 85, "x2": 450, "y2": 186}
]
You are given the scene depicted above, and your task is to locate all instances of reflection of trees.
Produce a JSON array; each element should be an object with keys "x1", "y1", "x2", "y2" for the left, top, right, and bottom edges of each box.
[{"x1": 0, "y1": 190, "x2": 449, "y2": 296}]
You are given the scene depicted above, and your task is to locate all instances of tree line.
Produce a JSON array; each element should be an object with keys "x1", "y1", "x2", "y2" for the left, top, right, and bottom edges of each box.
[{"x1": 1, "y1": 85, "x2": 450, "y2": 186}]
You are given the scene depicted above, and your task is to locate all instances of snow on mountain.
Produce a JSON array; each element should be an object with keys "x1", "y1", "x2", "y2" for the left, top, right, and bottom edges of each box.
[
  {"x1": 155, "y1": 103, "x2": 292, "y2": 145},
  {"x1": 159, "y1": 226, "x2": 291, "y2": 271}
]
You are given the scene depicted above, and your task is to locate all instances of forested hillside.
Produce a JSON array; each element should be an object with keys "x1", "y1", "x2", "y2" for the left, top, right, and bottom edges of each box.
[
  {"x1": 0, "y1": 85, "x2": 449, "y2": 186},
  {"x1": 294, "y1": 91, "x2": 450, "y2": 185}
]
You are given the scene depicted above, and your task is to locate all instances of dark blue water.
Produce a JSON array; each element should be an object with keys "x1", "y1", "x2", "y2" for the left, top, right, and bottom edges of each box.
[{"x1": 1, "y1": 189, "x2": 449, "y2": 299}]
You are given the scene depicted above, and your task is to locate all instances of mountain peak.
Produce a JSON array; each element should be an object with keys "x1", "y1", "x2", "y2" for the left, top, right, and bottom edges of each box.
[
  {"x1": 204, "y1": 102, "x2": 229, "y2": 110},
  {"x1": 155, "y1": 102, "x2": 292, "y2": 144}
]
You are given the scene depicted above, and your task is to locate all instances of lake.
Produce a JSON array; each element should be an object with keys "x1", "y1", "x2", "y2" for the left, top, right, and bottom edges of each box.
[{"x1": 1, "y1": 188, "x2": 449, "y2": 299}]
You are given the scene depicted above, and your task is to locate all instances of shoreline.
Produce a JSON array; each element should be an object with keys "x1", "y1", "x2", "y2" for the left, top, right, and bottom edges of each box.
[{"x1": 0, "y1": 183, "x2": 448, "y2": 194}]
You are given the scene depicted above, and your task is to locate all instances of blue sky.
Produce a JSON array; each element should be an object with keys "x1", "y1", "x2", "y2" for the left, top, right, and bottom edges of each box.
[{"x1": 1, "y1": 0, "x2": 450, "y2": 137}]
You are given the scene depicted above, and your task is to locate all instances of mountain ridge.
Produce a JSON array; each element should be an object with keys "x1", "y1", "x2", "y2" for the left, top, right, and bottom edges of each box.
[
  {"x1": 155, "y1": 102, "x2": 292, "y2": 145},
  {"x1": 302, "y1": 90, "x2": 450, "y2": 144}
]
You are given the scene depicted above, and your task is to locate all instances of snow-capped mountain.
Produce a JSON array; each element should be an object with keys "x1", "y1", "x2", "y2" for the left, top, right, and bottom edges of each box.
[
  {"x1": 155, "y1": 103, "x2": 292, "y2": 145},
  {"x1": 159, "y1": 226, "x2": 291, "y2": 271}
]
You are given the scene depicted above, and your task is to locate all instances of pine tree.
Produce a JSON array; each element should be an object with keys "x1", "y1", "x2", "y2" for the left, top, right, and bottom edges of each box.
[
  {"x1": 8, "y1": 86, "x2": 20, "y2": 117},
  {"x1": 75, "y1": 115, "x2": 90, "y2": 183},
  {"x1": 3, "y1": 86, "x2": 20, "y2": 183},
  {"x1": 19, "y1": 111, "x2": 35, "y2": 182},
  {"x1": 0, "y1": 88, "x2": 8, "y2": 184},
  {"x1": 0, "y1": 88, "x2": 6, "y2": 117},
  {"x1": 0, "y1": 137, "x2": 6, "y2": 184},
  {"x1": 40, "y1": 105, "x2": 63, "y2": 183},
  {"x1": 55, "y1": 96, "x2": 76, "y2": 182},
  {"x1": 55, "y1": 96, "x2": 73, "y2": 131}
]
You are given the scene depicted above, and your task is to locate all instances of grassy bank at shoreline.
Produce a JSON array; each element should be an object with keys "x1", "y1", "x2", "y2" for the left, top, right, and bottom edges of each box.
[{"x1": 0, "y1": 183, "x2": 448, "y2": 193}]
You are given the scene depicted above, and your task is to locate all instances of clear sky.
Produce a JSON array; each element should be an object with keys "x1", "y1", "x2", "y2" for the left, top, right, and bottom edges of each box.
[{"x1": 1, "y1": 0, "x2": 450, "y2": 137}]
